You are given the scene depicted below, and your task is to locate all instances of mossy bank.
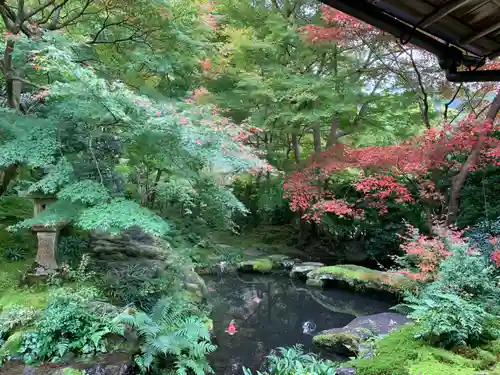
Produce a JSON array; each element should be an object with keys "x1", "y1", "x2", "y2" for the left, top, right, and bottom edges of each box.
[
  {"x1": 349, "y1": 324, "x2": 500, "y2": 375},
  {"x1": 306, "y1": 265, "x2": 417, "y2": 296}
]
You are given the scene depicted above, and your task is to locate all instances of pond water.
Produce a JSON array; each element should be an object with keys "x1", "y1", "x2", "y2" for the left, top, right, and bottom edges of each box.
[{"x1": 205, "y1": 273, "x2": 394, "y2": 375}]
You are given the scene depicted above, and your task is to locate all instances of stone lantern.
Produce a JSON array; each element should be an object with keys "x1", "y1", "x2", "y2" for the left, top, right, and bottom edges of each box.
[{"x1": 27, "y1": 193, "x2": 66, "y2": 271}]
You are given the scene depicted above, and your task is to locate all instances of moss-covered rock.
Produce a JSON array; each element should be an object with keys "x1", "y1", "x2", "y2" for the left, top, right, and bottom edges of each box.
[
  {"x1": 238, "y1": 258, "x2": 274, "y2": 273},
  {"x1": 312, "y1": 333, "x2": 360, "y2": 357},
  {"x1": 290, "y1": 262, "x2": 324, "y2": 279},
  {"x1": 313, "y1": 312, "x2": 410, "y2": 358},
  {"x1": 237, "y1": 255, "x2": 295, "y2": 274},
  {"x1": 181, "y1": 267, "x2": 209, "y2": 303},
  {"x1": 306, "y1": 264, "x2": 416, "y2": 295},
  {"x1": 350, "y1": 324, "x2": 500, "y2": 375}
]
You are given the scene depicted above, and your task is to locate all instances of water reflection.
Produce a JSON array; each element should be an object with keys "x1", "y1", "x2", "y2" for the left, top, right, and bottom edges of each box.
[{"x1": 205, "y1": 273, "x2": 392, "y2": 374}]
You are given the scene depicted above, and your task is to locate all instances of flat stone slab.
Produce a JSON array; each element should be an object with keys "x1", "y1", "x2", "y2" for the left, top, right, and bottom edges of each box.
[
  {"x1": 313, "y1": 312, "x2": 411, "y2": 357},
  {"x1": 290, "y1": 262, "x2": 325, "y2": 278},
  {"x1": 317, "y1": 312, "x2": 410, "y2": 338},
  {"x1": 306, "y1": 264, "x2": 416, "y2": 295}
]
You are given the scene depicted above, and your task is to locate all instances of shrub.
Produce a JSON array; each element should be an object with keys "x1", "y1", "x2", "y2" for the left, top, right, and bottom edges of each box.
[
  {"x1": 351, "y1": 324, "x2": 495, "y2": 375},
  {"x1": 392, "y1": 223, "x2": 455, "y2": 282},
  {"x1": 0, "y1": 229, "x2": 35, "y2": 260},
  {"x1": 58, "y1": 235, "x2": 89, "y2": 263},
  {"x1": 396, "y1": 289, "x2": 499, "y2": 348},
  {"x1": 467, "y1": 217, "x2": 500, "y2": 272},
  {"x1": 117, "y1": 296, "x2": 216, "y2": 374},
  {"x1": 1, "y1": 247, "x2": 27, "y2": 261},
  {"x1": 19, "y1": 287, "x2": 124, "y2": 364},
  {"x1": 395, "y1": 239, "x2": 500, "y2": 348},
  {"x1": 0, "y1": 305, "x2": 38, "y2": 338},
  {"x1": 242, "y1": 345, "x2": 338, "y2": 375},
  {"x1": 101, "y1": 263, "x2": 177, "y2": 311},
  {"x1": 0, "y1": 196, "x2": 33, "y2": 222}
]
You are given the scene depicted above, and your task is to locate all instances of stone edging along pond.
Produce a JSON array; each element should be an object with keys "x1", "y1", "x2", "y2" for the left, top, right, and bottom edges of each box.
[
  {"x1": 232, "y1": 255, "x2": 418, "y2": 368},
  {"x1": 232, "y1": 256, "x2": 417, "y2": 297}
]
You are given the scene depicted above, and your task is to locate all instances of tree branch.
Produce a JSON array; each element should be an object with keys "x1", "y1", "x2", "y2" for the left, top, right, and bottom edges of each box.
[
  {"x1": 25, "y1": 0, "x2": 56, "y2": 19},
  {"x1": 42, "y1": 0, "x2": 93, "y2": 30},
  {"x1": 446, "y1": 89, "x2": 500, "y2": 225},
  {"x1": 444, "y1": 83, "x2": 462, "y2": 121},
  {"x1": 406, "y1": 47, "x2": 430, "y2": 128}
]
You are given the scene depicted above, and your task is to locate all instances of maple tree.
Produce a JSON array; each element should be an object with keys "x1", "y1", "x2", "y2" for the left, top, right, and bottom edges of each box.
[
  {"x1": 0, "y1": 0, "x2": 270, "y2": 243},
  {"x1": 284, "y1": 104, "x2": 500, "y2": 227},
  {"x1": 279, "y1": 3, "x2": 500, "y2": 229}
]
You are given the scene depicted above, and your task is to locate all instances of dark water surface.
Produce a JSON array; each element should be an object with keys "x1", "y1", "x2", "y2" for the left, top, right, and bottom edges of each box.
[{"x1": 205, "y1": 273, "x2": 393, "y2": 375}]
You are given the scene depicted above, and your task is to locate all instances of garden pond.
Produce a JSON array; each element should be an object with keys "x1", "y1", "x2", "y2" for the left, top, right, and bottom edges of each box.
[{"x1": 205, "y1": 273, "x2": 394, "y2": 374}]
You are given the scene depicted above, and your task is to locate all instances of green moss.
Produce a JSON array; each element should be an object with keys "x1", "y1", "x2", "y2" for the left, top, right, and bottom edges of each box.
[
  {"x1": 238, "y1": 258, "x2": 274, "y2": 273},
  {"x1": 350, "y1": 324, "x2": 498, "y2": 375},
  {"x1": 306, "y1": 278, "x2": 324, "y2": 287},
  {"x1": 482, "y1": 338, "x2": 500, "y2": 358},
  {"x1": 0, "y1": 288, "x2": 48, "y2": 311},
  {"x1": 0, "y1": 259, "x2": 26, "y2": 289},
  {"x1": 252, "y1": 258, "x2": 273, "y2": 272},
  {"x1": 63, "y1": 369, "x2": 86, "y2": 375},
  {"x1": 307, "y1": 264, "x2": 416, "y2": 294},
  {"x1": 267, "y1": 254, "x2": 289, "y2": 263},
  {"x1": 0, "y1": 260, "x2": 49, "y2": 311},
  {"x1": 313, "y1": 333, "x2": 360, "y2": 348}
]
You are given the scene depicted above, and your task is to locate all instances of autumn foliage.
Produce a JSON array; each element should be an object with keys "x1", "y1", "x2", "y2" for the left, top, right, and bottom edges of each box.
[
  {"x1": 297, "y1": 5, "x2": 374, "y2": 44},
  {"x1": 394, "y1": 223, "x2": 456, "y2": 281},
  {"x1": 284, "y1": 116, "x2": 500, "y2": 223},
  {"x1": 392, "y1": 222, "x2": 500, "y2": 284}
]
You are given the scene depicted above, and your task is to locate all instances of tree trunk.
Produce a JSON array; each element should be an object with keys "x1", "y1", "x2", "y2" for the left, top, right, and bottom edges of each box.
[
  {"x1": 146, "y1": 169, "x2": 163, "y2": 208},
  {"x1": 312, "y1": 123, "x2": 322, "y2": 160},
  {"x1": 445, "y1": 89, "x2": 500, "y2": 225},
  {"x1": 0, "y1": 164, "x2": 18, "y2": 195},
  {"x1": 291, "y1": 132, "x2": 307, "y2": 241},
  {"x1": 0, "y1": 39, "x2": 22, "y2": 195},
  {"x1": 291, "y1": 133, "x2": 301, "y2": 164},
  {"x1": 326, "y1": 118, "x2": 340, "y2": 148}
]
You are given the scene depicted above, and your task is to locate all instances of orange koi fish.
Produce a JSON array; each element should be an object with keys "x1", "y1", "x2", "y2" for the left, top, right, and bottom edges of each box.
[{"x1": 225, "y1": 319, "x2": 238, "y2": 335}]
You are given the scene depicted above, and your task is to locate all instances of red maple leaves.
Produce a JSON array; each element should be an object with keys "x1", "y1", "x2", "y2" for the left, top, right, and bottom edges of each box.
[
  {"x1": 297, "y1": 5, "x2": 374, "y2": 44},
  {"x1": 284, "y1": 116, "x2": 500, "y2": 222}
]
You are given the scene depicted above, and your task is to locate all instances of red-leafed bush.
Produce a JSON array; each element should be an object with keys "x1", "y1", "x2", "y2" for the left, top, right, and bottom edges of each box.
[{"x1": 284, "y1": 117, "x2": 500, "y2": 223}]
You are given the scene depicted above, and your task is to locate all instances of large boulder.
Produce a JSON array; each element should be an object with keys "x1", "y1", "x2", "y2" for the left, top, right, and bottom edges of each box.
[
  {"x1": 306, "y1": 265, "x2": 416, "y2": 295},
  {"x1": 312, "y1": 312, "x2": 411, "y2": 357},
  {"x1": 181, "y1": 267, "x2": 209, "y2": 302},
  {"x1": 290, "y1": 262, "x2": 324, "y2": 279},
  {"x1": 89, "y1": 227, "x2": 208, "y2": 302},
  {"x1": 90, "y1": 227, "x2": 169, "y2": 263}
]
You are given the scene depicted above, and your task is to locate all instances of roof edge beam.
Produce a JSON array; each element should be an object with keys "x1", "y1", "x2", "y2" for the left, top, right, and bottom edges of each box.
[
  {"x1": 445, "y1": 66, "x2": 500, "y2": 82},
  {"x1": 461, "y1": 20, "x2": 500, "y2": 44},
  {"x1": 322, "y1": 0, "x2": 500, "y2": 82},
  {"x1": 323, "y1": 0, "x2": 462, "y2": 59},
  {"x1": 420, "y1": 0, "x2": 476, "y2": 28}
]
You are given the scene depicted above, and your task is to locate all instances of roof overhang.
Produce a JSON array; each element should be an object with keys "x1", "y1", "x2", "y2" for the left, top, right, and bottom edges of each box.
[{"x1": 319, "y1": 0, "x2": 500, "y2": 82}]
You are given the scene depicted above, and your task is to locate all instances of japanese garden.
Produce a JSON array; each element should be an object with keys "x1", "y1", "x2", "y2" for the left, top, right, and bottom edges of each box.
[{"x1": 0, "y1": 0, "x2": 500, "y2": 375}]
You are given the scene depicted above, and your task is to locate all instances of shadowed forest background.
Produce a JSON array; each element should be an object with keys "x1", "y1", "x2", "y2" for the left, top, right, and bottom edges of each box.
[{"x1": 0, "y1": 0, "x2": 500, "y2": 374}]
